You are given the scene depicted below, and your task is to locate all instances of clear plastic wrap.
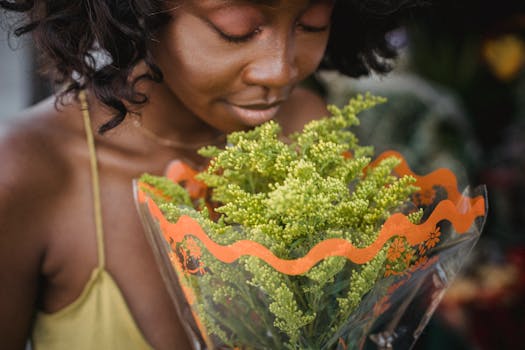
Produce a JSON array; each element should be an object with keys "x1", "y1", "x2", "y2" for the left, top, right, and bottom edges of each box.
[{"x1": 134, "y1": 150, "x2": 487, "y2": 350}]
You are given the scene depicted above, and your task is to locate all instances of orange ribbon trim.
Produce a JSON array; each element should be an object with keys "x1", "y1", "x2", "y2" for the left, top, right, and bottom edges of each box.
[
  {"x1": 372, "y1": 150, "x2": 477, "y2": 206},
  {"x1": 137, "y1": 151, "x2": 486, "y2": 276},
  {"x1": 165, "y1": 160, "x2": 207, "y2": 200},
  {"x1": 137, "y1": 187, "x2": 485, "y2": 275}
]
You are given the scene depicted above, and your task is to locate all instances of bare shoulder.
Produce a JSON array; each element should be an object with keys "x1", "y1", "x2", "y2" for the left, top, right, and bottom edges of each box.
[
  {"x1": 0, "y1": 97, "x2": 81, "y2": 237},
  {"x1": 0, "y1": 96, "x2": 84, "y2": 346},
  {"x1": 276, "y1": 86, "x2": 329, "y2": 135}
]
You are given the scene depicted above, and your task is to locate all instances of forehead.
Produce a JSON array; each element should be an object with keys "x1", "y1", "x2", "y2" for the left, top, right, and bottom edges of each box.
[
  {"x1": 182, "y1": 0, "x2": 333, "y2": 17},
  {"x1": 198, "y1": 0, "x2": 320, "y2": 8}
]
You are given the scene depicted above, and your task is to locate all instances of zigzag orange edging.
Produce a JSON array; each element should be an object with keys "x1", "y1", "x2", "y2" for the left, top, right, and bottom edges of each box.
[
  {"x1": 373, "y1": 150, "x2": 476, "y2": 206},
  {"x1": 137, "y1": 187, "x2": 485, "y2": 275}
]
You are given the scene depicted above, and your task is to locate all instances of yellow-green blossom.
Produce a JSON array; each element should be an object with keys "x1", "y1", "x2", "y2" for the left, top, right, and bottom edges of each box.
[{"x1": 139, "y1": 94, "x2": 419, "y2": 349}]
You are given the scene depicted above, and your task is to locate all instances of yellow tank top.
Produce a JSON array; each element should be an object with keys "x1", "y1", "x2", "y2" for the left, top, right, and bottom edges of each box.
[{"x1": 31, "y1": 91, "x2": 153, "y2": 349}]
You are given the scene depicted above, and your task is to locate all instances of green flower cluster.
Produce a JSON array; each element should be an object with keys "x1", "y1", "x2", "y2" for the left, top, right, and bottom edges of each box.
[{"x1": 140, "y1": 94, "x2": 419, "y2": 349}]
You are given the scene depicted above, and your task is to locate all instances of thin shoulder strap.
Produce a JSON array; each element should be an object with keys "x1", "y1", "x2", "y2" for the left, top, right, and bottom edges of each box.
[{"x1": 79, "y1": 90, "x2": 106, "y2": 269}]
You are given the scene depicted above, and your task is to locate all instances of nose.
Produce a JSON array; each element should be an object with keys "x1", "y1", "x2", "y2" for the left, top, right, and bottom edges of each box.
[{"x1": 241, "y1": 35, "x2": 299, "y2": 93}]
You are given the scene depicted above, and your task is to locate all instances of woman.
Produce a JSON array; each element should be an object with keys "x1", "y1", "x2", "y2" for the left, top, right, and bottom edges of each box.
[{"x1": 0, "y1": 0, "x2": 417, "y2": 348}]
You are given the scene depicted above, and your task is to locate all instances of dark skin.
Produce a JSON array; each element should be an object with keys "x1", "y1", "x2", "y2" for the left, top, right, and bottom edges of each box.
[{"x1": 0, "y1": 0, "x2": 334, "y2": 348}]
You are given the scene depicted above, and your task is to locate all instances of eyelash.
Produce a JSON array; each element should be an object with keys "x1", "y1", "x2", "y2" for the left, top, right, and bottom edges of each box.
[
  {"x1": 218, "y1": 23, "x2": 329, "y2": 44},
  {"x1": 297, "y1": 23, "x2": 329, "y2": 33},
  {"x1": 218, "y1": 27, "x2": 262, "y2": 44}
]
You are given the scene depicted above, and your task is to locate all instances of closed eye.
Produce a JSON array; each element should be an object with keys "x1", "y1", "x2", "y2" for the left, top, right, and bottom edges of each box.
[
  {"x1": 217, "y1": 27, "x2": 262, "y2": 43},
  {"x1": 218, "y1": 23, "x2": 327, "y2": 43},
  {"x1": 297, "y1": 23, "x2": 329, "y2": 33}
]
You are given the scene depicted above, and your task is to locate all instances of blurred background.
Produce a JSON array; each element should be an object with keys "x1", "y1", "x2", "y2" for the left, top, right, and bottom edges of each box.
[
  {"x1": 322, "y1": 1, "x2": 525, "y2": 349},
  {"x1": 0, "y1": 10, "x2": 50, "y2": 119},
  {"x1": 1, "y1": 1, "x2": 524, "y2": 349}
]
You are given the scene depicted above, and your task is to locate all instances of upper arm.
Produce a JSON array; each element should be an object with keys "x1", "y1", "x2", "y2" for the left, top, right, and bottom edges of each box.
[
  {"x1": 0, "y1": 189, "x2": 41, "y2": 347},
  {"x1": 0, "y1": 125, "x2": 50, "y2": 347}
]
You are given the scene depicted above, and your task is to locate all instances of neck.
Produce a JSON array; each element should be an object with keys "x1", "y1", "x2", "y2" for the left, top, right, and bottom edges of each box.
[
  {"x1": 79, "y1": 83, "x2": 224, "y2": 170},
  {"x1": 133, "y1": 80, "x2": 224, "y2": 147}
]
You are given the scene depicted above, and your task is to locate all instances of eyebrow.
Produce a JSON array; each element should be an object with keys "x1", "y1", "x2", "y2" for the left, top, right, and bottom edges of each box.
[
  {"x1": 209, "y1": 0, "x2": 322, "y2": 10},
  {"x1": 216, "y1": 0, "x2": 280, "y2": 6},
  {"x1": 247, "y1": 0, "x2": 321, "y2": 4},
  {"x1": 248, "y1": 0, "x2": 280, "y2": 5}
]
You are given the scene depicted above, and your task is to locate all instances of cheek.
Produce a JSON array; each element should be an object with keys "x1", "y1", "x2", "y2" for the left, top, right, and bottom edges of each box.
[
  {"x1": 296, "y1": 33, "x2": 330, "y2": 78},
  {"x1": 154, "y1": 13, "x2": 330, "y2": 101},
  {"x1": 155, "y1": 16, "x2": 243, "y2": 98}
]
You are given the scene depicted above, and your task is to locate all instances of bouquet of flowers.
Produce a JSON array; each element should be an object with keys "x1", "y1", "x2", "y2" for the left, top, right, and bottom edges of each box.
[{"x1": 134, "y1": 95, "x2": 487, "y2": 350}]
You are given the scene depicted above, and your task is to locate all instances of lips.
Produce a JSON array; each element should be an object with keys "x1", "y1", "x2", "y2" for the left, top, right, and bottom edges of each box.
[{"x1": 226, "y1": 101, "x2": 283, "y2": 127}]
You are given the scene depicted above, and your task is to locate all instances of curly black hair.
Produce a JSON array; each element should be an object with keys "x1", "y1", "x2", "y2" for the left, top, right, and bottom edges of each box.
[{"x1": 0, "y1": 0, "x2": 425, "y2": 132}]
